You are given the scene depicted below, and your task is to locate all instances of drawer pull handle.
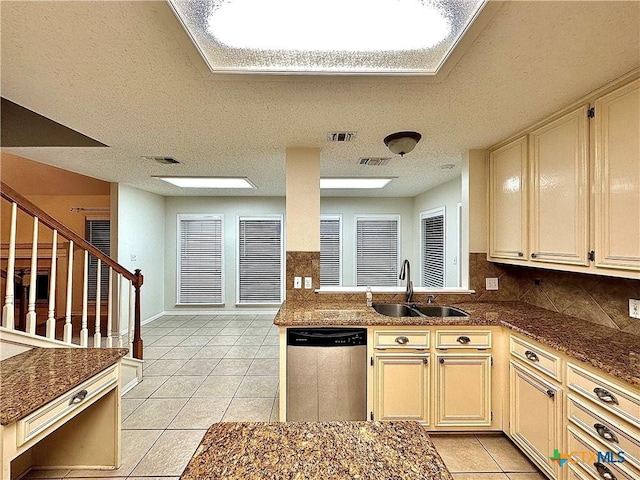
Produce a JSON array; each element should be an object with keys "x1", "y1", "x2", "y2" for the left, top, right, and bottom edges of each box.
[
  {"x1": 395, "y1": 336, "x2": 409, "y2": 345},
  {"x1": 594, "y1": 387, "x2": 619, "y2": 405},
  {"x1": 546, "y1": 389, "x2": 555, "y2": 398},
  {"x1": 594, "y1": 423, "x2": 619, "y2": 443},
  {"x1": 457, "y1": 336, "x2": 471, "y2": 344},
  {"x1": 69, "y1": 389, "x2": 88, "y2": 405},
  {"x1": 524, "y1": 350, "x2": 539, "y2": 362},
  {"x1": 594, "y1": 462, "x2": 617, "y2": 480}
]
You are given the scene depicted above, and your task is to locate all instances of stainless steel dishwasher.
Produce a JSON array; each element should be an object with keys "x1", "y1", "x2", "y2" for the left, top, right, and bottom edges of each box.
[{"x1": 286, "y1": 327, "x2": 367, "y2": 421}]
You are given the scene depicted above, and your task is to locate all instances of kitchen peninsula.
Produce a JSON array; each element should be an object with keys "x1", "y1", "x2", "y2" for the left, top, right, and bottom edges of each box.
[{"x1": 275, "y1": 300, "x2": 640, "y2": 480}]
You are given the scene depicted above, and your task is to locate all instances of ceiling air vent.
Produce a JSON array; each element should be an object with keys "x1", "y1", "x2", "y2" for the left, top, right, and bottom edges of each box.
[
  {"x1": 359, "y1": 157, "x2": 391, "y2": 166},
  {"x1": 327, "y1": 131, "x2": 356, "y2": 142},
  {"x1": 142, "y1": 155, "x2": 181, "y2": 165}
]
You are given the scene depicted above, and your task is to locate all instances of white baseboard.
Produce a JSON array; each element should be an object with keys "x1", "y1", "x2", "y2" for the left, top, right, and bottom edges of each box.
[{"x1": 164, "y1": 308, "x2": 279, "y2": 316}]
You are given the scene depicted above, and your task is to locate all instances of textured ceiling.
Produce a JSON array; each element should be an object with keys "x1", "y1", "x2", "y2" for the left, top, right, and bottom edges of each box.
[{"x1": 1, "y1": 1, "x2": 639, "y2": 197}]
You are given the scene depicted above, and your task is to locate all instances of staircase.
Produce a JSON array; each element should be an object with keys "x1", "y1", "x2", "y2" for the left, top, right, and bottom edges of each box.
[{"x1": 1, "y1": 181, "x2": 144, "y2": 388}]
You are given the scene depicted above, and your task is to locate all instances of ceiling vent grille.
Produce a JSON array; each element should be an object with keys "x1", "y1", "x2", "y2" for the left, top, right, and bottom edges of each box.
[
  {"x1": 359, "y1": 157, "x2": 391, "y2": 166},
  {"x1": 327, "y1": 131, "x2": 356, "y2": 142},
  {"x1": 142, "y1": 156, "x2": 181, "y2": 165}
]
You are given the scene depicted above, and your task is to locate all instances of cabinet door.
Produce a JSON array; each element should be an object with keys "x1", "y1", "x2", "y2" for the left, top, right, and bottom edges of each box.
[
  {"x1": 529, "y1": 105, "x2": 590, "y2": 266},
  {"x1": 594, "y1": 79, "x2": 640, "y2": 271},
  {"x1": 373, "y1": 353, "x2": 429, "y2": 423},
  {"x1": 510, "y1": 361, "x2": 562, "y2": 480},
  {"x1": 435, "y1": 353, "x2": 491, "y2": 427},
  {"x1": 489, "y1": 136, "x2": 528, "y2": 260}
]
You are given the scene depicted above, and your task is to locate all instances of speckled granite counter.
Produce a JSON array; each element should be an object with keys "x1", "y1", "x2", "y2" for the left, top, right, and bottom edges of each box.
[
  {"x1": 275, "y1": 300, "x2": 640, "y2": 387},
  {"x1": 0, "y1": 347, "x2": 128, "y2": 425},
  {"x1": 181, "y1": 421, "x2": 452, "y2": 480}
]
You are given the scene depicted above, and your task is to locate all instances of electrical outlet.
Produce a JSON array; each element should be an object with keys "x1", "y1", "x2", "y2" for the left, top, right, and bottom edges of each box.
[
  {"x1": 304, "y1": 277, "x2": 313, "y2": 289},
  {"x1": 294, "y1": 277, "x2": 302, "y2": 289},
  {"x1": 130, "y1": 253, "x2": 137, "y2": 262},
  {"x1": 630, "y1": 299, "x2": 640, "y2": 319},
  {"x1": 486, "y1": 278, "x2": 499, "y2": 291}
]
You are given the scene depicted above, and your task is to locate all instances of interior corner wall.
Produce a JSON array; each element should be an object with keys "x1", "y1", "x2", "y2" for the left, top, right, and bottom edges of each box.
[
  {"x1": 114, "y1": 184, "x2": 165, "y2": 326},
  {"x1": 412, "y1": 177, "x2": 462, "y2": 287}
]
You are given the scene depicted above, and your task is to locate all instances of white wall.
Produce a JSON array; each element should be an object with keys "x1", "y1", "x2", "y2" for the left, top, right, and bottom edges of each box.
[
  {"x1": 164, "y1": 196, "x2": 286, "y2": 311},
  {"x1": 320, "y1": 197, "x2": 415, "y2": 286},
  {"x1": 114, "y1": 184, "x2": 165, "y2": 326},
  {"x1": 412, "y1": 177, "x2": 462, "y2": 287}
]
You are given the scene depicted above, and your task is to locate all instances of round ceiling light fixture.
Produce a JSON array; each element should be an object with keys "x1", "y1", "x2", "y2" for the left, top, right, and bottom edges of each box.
[{"x1": 383, "y1": 131, "x2": 422, "y2": 156}]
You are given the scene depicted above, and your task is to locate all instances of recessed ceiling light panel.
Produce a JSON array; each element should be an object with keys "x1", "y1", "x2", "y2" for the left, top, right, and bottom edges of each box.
[
  {"x1": 168, "y1": 0, "x2": 486, "y2": 74},
  {"x1": 320, "y1": 178, "x2": 392, "y2": 189},
  {"x1": 155, "y1": 177, "x2": 255, "y2": 189}
]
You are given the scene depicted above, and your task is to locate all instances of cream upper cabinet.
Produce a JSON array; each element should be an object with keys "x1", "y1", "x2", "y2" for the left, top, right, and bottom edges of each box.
[
  {"x1": 594, "y1": 78, "x2": 640, "y2": 272},
  {"x1": 435, "y1": 353, "x2": 492, "y2": 427},
  {"x1": 529, "y1": 105, "x2": 590, "y2": 266},
  {"x1": 373, "y1": 353, "x2": 430, "y2": 423},
  {"x1": 489, "y1": 135, "x2": 528, "y2": 261}
]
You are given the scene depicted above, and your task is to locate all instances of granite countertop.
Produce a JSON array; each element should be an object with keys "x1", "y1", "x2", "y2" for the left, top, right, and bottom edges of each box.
[
  {"x1": 181, "y1": 421, "x2": 452, "y2": 480},
  {"x1": 275, "y1": 300, "x2": 640, "y2": 387},
  {"x1": 0, "y1": 347, "x2": 128, "y2": 425}
]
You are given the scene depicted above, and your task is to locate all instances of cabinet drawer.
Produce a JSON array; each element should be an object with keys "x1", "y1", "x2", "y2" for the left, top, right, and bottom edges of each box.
[
  {"x1": 510, "y1": 335, "x2": 561, "y2": 381},
  {"x1": 567, "y1": 425, "x2": 637, "y2": 480},
  {"x1": 567, "y1": 464, "x2": 591, "y2": 480},
  {"x1": 567, "y1": 363, "x2": 640, "y2": 429},
  {"x1": 436, "y1": 330, "x2": 492, "y2": 349},
  {"x1": 374, "y1": 330, "x2": 429, "y2": 350},
  {"x1": 16, "y1": 364, "x2": 119, "y2": 447},
  {"x1": 567, "y1": 394, "x2": 640, "y2": 472}
]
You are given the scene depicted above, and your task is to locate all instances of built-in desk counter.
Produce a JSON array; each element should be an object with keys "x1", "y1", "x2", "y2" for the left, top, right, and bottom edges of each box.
[{"x1": 1, "y1": 347, "x2": 127, "y2": 479}]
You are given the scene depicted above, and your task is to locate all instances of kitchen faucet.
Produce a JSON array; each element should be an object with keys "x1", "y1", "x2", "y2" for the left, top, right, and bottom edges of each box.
[{"x1": 399, "y1": 259, "x2": 413, "y2": 304}]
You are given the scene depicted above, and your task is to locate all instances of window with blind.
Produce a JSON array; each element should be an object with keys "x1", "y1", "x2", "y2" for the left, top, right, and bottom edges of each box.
[
  {"x1": 320, "y1": 215, "x2": 341, "y2": 286},
  {"x1": 177, "y1": 215, "x2": 224, "y2": 304},
  {"x1": 421, "y1": 207, "x2": 445, "y2": 288},
  {"x1": 355, "y1": 215, "x2": 400, "y2": 287},
  {"x1": 86, "y1": 218, "x2": 110, "y2": 301},
  {"x1": 237, "y1": 216, "x2": 283, "y2": 304}
]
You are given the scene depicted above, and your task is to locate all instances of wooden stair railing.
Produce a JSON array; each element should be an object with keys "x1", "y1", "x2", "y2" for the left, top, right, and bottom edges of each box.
[{"x1": 1, "y1": 182, "x2": 143, "y2": 359}]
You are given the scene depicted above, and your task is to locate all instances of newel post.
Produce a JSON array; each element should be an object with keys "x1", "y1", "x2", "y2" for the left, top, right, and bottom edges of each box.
[{"x1": 132, "y1": 269, "x2": 144, "y2": 359}]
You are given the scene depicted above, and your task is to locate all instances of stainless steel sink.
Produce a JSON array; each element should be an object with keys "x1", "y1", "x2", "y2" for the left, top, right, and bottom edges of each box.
[
  {"x1": 372, "y1": 303, "x2": 469, "y2": 318},
  {"x1": 372, "y1": 303, "x2": 422, "y2": 317},
  {"x1": 411, "y1": 305, "x2": 469, "y2": 317}
]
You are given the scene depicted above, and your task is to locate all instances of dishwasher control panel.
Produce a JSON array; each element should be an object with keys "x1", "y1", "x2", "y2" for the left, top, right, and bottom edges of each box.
[{"x1": 287, "y1": 328, "x2": 367, "y2": 347}]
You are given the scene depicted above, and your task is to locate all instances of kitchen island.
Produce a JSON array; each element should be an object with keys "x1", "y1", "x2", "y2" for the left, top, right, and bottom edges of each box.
[{"x1": 180, "y1": 421, "x2": 453, "y2": 480}]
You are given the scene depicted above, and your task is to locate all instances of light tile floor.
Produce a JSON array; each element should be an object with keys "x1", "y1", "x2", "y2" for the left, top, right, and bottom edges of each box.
[{"x1": 24, "y1": 314, "x2": 546, "y2": 480}]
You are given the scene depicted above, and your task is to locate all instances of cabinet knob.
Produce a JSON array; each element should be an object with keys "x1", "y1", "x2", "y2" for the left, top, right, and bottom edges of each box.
[
  {"x1": 69, "y1": 389, "x2": 88, "y2": 405},
  {"x1": 531, "y1": 253, "x2": 538, "y2": 259},
  {"x1": 594, "y1": 423, "x2": 619, "y2": 443},
  {"x1": 517, "y1": 252, "x2": 524, "y2": 257},
  {"x1": 524, "y1": 350, "x2": 539, "y2": 362},
  {"x1": 439, "y1": 358, "x2": 445, "y2": 364},
  {"x1": 546, "y1": 389, "x2": 555, "y2": 398},
  {"x1": 594, "y1": 462, "x2": 617, "y2": 480},
  {"x1": 594, "y1": 387, "x2": 619, "y2": 405},
  {"x1": 395, "y1": 336, "x2": 409, "y2": 345}
]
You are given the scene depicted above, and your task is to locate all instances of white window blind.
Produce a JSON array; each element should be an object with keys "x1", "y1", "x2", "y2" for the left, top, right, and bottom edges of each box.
[
  {"x1": 421, "y1": 208, "x2": 445, "y2": 288},
  {"x1": 355, "y1": 216, "x2": 399, "y2": 287},
  {"x1": 237, "y1": 216, "x2": 283, "y2": 304},
  {"x1": 178, "y1": 215, "x2": 223, "y2": 304},
  {"x1": 320, "y1": 216, "x2": 341, "y2": 286},
  {"x1": 86, "y1": 219, "x2": 110, "y2": 301}
]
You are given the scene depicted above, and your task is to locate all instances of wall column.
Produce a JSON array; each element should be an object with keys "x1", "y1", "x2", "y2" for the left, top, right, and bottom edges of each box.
[{"x1": 285, "y1": 148, "x2": 320, "y2": 301}]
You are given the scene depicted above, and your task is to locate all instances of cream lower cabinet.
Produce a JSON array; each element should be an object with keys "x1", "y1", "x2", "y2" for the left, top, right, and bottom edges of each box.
[
  {"x1": 435, "y1": 353, "x2": 492, "y2": 427},
  {"x1": 510, "y1": 360, "x2": 562, "y2": 480},
  {"x1": 373, "y1": 353, "x2": 430, "y2": 423}
]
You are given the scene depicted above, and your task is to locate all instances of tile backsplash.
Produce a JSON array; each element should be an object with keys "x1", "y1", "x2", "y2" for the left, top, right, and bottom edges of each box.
[{"x1": 464, "y1": 253, "x2": 640, "y2": 336}]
